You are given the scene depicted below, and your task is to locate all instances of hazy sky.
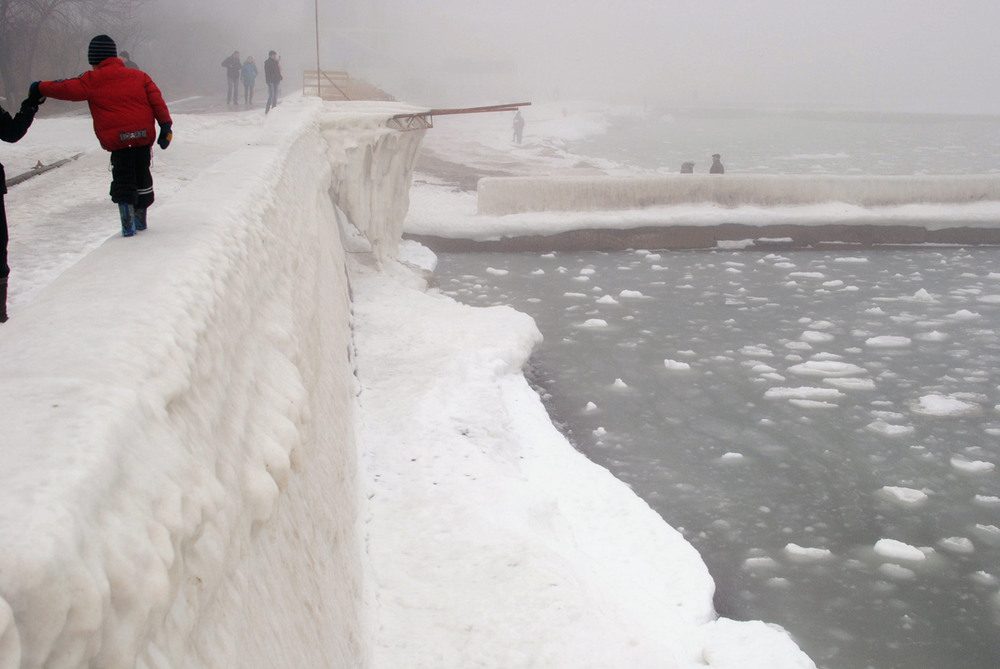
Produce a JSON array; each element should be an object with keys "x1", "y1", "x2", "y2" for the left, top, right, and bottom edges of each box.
[{"x1": 169, "y1": 0, "x2": 1000, "y2": 113}]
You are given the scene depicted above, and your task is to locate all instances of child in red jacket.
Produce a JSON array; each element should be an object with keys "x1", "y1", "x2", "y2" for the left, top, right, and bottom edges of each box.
[{"x1": 33, "y1": 35, "x2": 173, "y2": 237}]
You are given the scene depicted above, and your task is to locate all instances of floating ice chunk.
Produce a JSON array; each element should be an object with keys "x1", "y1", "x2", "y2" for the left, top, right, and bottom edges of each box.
[
  {"x1": 801, "y1": 330, "x2": 835, "y2": 343},
  {"x1": 865, "y1": 335, "x2": 911, "y2": 348},
  {"x1": 971, "y1": 572, "x2": 998, "y2": 587},
  {"x1": 740, "y1": 345, "x2": 774, "y2": 357},
  {"x1": 790, "y1": 399, "x2": 839, "y2": 409},
  {"x1": 911, "y1": 288, "x2": 936, "y2": 302},
  {"x1": 618, "y1": 289, "x2": 646, "y2": 298},
  {"x1": 789, "y1": 271, "x2": 826, "y2": 279},
  {"x1": 876, "y1": 486, "x2": 928, "y2": 507},
  {"x1": 530, "y1": 268, "x2": 545, "y2": 275},
  {"x1": 612, "y1": 378, "x2": 628, "y2": 389},
  {"x1": 485, "y1": 267, "x2": 508, "y2": 275},
  {"x1": 866, "y1": 421, "x2": 915, "y2": 437},
  {"x1": 825, "y1": 377, "x2": 876, "y2": 391},
  {"x1": 912, "y1": 394, "x2": 979, "y2": 417},
  {"x1": 765, "y1": 387, "x2": 843, "y2": 400},
  {"x1": 875, "y1": 538, "x2": 928, "y2": 562},
  {"x1": 742, "y1": 556, "x2": 779, "y2": 570},
  {"x1": 974, "y1": 495, "x2": 1000, "y2": 507},
  {"x1": 823, "y1": 280, "x2": 844, "y2": 288},
  {"x1": 784, "y1": 543, "x2": 833, "y2": 561},
  {"x1": 580, "y1": 318, "x2": 609, "y2": 328},
  {"x1": 972, "y1": 524, "x2": 1000, "y2": 545},
  {"x1": 719, "y1": 452, "x2": 744, "y2": 462},
  {"x1": 834, "y1": 257, "x2": 869, "y2": 263},
  {"x1": 865, "y1": 306, "x2": 885, "y2": 315},
  {"x1": 663, "y1": 359, "x2": 692, "y2": 371},
  {"x1": 579, "y1": 268, "x2": 595, "y2": 275},
  {"x1": 593, "y1": 427, "x2": 607, "y2": 437},
  {"x1": 788, "y1": 360, "x2": 866, "y2": 377},
  {"x1": 750, "y1": 363, "x2": 778, "y2": 374},
  {"x1": 977, "y1": 294, "x2": 1000, "y2": 304},
  {"x1": 947, "y1": 309, "x2": 981, "y2": 320},
  {"x1": 878, "y1": 563, "x2": 916, "y2": 580},
  {"x1": 596, "y1": 295, "x2": 619, "y2": 305},
  {"x1": 914, "y1": 330, "x2": 947, "y2": 342},
  {"x1": 950, "y1": 457, "x2": 995, "y2": 473},
  {"x1": 938, "y1": 537, "x2": 975, "y2": 554},
  {"x1": 564, "y1": 292, "x2": 588, "y2": 298}
]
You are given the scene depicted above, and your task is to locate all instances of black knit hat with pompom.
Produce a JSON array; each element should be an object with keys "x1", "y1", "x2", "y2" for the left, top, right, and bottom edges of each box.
[{"x1": 88, "y1": 34, "x2": 117, "y2": 66}]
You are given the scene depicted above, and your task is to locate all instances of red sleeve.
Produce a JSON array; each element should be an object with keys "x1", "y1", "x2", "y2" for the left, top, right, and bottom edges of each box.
[
  {"x1": 144, "y1": 75, "x2": 172, "y2": 126},
  {"x1": 39, "y1": 77, "x2": 89, "y2": 102}
]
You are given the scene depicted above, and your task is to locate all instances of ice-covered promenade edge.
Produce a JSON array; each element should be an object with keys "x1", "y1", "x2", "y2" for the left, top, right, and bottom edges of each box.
[{"x1": 0, "y1": 99, "x2": 816, "y2": 669}]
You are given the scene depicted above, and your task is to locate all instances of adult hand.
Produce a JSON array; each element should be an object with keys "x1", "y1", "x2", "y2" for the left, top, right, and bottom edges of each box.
[{"x1": 27, "y1": 81, "x2": 46, "y2": 106}]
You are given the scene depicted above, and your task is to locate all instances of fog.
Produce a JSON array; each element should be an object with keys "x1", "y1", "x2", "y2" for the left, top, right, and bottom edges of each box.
[{"x1": 151, "y1": 0, "x2": 1000, "y2": 113}]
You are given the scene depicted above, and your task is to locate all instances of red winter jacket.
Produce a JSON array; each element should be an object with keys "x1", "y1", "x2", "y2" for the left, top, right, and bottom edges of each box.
[{"x1": 39, "y1": 58, "x2": 171, "y2": 152}]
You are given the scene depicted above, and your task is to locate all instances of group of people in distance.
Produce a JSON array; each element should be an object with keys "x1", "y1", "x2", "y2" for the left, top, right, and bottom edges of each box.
[
  {"x1": 681, "y1": 154, "x2": 725, "y2": 174},
  {"x1": 222, "y1": 50, "x2": 283, "y2": 113},
  {"x1": 1, "y1": 34, "x2": 173, "y2": 322}
]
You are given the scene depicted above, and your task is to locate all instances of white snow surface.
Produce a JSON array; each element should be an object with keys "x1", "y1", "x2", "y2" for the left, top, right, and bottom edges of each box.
[{"x1": 0, "y1": 98, "x2": 815, "y2": 668}]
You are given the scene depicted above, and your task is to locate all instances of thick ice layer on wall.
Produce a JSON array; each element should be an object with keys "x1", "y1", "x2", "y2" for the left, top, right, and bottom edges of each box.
[
  {"x1": 0, "y1": 101, "x2": 422, "y2": 668},
  {"x1": 322, "y1": 104, "x2": 427, "y2": 260},
  {"x1": 478, "y1": 174, "x2": 1000, "y2": 215}
]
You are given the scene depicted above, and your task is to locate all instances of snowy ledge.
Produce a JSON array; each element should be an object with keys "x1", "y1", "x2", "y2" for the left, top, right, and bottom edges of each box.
[{"x1": 0, "y1": 99, "x2": 424, "y2": 668}]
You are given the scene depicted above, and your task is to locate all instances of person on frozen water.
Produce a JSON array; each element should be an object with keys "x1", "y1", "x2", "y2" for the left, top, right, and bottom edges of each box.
[
  {"x1": 710, "y1": 153, "x2": 725, "y2": 174},
  {"x1": 680, "y1": 161, "x2": 695, "y2": 173},
  {"x1": 512, "y1": 110, "x2": 525, "y2": 144},
  {"x1": 0, "y1": 86, "x2": 45, "y2": 322},
  {"x1": 33, "y1": 34, "x2": 173, "y2": 238}
]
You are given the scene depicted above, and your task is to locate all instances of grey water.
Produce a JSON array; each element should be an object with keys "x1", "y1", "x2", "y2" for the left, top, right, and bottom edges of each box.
[
  {"x1": 433, "y1": 247, "x2": 1000, "y2": 669},
  {"x1": 430, "y1": 110, "x2": 1000, "y2": 668}
]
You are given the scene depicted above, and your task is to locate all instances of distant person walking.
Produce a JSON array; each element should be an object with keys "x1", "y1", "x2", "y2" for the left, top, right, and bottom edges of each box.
[
  {"x1": 512, "y1": 110, "x2": 525, "y2": 144},
  {"x1": 710, "y1": 153, "x2": 725, "y2": 174},
  {"x1": 264, "y1": 50, "x2": 282, "y2": 114},
  {"x1": 222, "y1": 51, "x2": 241, "y2": 105},
  {"x1": 120, "y1": 50, "x2": 138, "y2": 69},
  {"x1": 35, "y1": 34, "x2": 173, "y2": 237},
  {"x1": 0, "y1": 87, "x2": 45, "y2": 322},
  {"x1": 241, "y1": 56, "x2": 258, "y2": 105}
]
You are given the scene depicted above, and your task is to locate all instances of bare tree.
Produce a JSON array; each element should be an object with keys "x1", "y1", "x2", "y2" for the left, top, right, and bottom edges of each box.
[{"x1": 0, "y1": 0, "x2": 149, "y2": 101}]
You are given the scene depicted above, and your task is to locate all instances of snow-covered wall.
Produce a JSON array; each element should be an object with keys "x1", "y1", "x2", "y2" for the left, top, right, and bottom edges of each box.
[
  {"x1": 478, "y1": 174, "x2": 1000, "y2": 215},
  {"x1": 0, "y1": 101, "x2": 424, "y2": 668}
]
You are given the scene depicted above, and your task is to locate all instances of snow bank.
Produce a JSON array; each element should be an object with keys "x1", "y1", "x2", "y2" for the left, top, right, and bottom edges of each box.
[
  {"x1": 0, "y1": 99, "x2": 423, "y2": 668},
  {"x1": 477, "y1": 174, "x2": 1000, "y2": 215}
]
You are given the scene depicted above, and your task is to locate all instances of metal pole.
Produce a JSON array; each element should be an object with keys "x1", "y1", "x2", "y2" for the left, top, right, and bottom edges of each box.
[{"x1": 315, "y1": 0, "x2": 321, "y2": 96}]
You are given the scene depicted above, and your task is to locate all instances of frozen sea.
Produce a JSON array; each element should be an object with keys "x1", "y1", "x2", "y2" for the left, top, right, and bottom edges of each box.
[{"x1": 428, "y1": 109, "x2": 1000, "y2": 669}]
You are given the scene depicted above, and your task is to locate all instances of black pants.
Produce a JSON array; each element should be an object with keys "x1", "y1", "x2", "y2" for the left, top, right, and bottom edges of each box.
[
  {"x1": 110, "y1": 144, "x2": 154, "y2": 208},
  {"x1": 1, "y1": 194, "x2": 9, "y2": 279}
]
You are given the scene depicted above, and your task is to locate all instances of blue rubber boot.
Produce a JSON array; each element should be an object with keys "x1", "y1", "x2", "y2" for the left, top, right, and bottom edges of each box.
[
  {"x1": 118, "y1": 202, "x2": 136, "y2": 237},
  {"x1": 134, "y1": 207, "x2": 147, "y2": 231}
]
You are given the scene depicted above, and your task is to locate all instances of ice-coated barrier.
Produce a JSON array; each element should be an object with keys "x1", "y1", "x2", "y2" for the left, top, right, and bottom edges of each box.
[
  {"x1": 0, "y1": 101, "x2": 424, "y2": 668},
  {"x1": 477, "y1": 174, "x2": 1000, "y2": 215}
]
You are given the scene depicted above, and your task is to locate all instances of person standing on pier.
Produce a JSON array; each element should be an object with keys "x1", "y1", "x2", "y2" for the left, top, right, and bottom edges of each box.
[
  {"x1": 222, "y1": 51, "x2": 242, "y2": 105},
  {"x1": 0, "y1": 87, "x2": 45, "y2": 322},
  {"x1": 264, "y1": 50, "x2": 282, "y2": 114},
  {"x1": 710, "y1": 153, "x2": 725, "y2": 174}
]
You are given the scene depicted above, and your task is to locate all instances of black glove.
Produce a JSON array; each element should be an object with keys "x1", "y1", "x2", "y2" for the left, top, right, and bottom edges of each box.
[
  {"x1": 27, "y1": 81, "x2": 45, "y2": 106},
  {"x1": 157, "y1": 122, "x2": 172, "y2": 150}
]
